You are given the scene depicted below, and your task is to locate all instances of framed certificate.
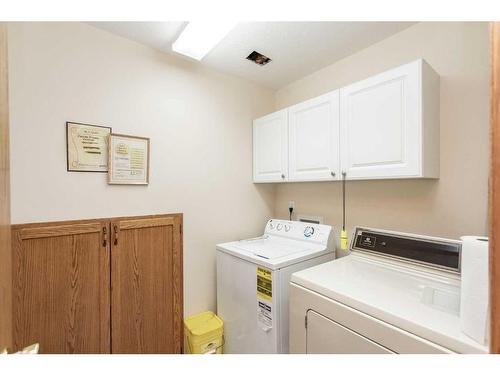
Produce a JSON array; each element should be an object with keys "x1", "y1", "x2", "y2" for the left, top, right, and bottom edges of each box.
[
  {"x1": 66, "y1": 122, "x2": 112, "y2": 172},
  {"x1": 108, "y1": 133, "x2": 150, "y2": 185}
]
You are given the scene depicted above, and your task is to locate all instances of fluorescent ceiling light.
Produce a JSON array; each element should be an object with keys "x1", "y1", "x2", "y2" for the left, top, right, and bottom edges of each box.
[{"x1": 172, "y1": 21, "x2": 236, "y2": 60}]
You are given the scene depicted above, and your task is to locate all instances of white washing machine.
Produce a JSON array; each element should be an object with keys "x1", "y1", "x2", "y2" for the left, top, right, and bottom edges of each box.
[
  {"x1": 216, "y1": 219, "x2": 335, "y2": 354},
  {"x1": 289, "y1": 227, "x2": 489, "y2": 354}
]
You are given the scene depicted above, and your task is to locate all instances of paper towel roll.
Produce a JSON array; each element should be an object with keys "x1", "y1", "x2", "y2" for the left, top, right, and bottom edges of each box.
[{"x1": 460, "y1": 236, "x2": 489, "y2": 345}]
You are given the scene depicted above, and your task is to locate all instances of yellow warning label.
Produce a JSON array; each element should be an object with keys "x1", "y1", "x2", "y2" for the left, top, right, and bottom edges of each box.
[
  {"x1": 257, "y1": 267, "x2": 272, "y2": 301},
  {"x1": 257, "y1": 267, "x2": 271, "y2": 279}
]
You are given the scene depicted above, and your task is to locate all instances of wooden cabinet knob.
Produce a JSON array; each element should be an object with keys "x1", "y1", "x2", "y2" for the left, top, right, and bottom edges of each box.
[{"x1": 102, "y1": 226, "x2": 108, "y2": 247}]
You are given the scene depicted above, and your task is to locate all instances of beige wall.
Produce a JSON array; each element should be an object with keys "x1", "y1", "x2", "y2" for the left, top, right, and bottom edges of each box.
[
  {"x1": 7, "y1": 22, "x2": 276, "y2": 316},
  {"x1": 0, "y1": 23, "x2": 12, "y2": 351},
  {"x1": 274, "y1": 22, "x2": 490, "y2": 248},
  {"x1": 7, "y1": 21, "x2": 490, "y2": 318}
]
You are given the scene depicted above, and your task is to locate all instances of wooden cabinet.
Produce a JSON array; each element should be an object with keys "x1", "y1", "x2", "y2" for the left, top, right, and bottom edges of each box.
[
  {"x1": 253, "y1": 109, "x2": 288, "y2": 182},
  {"x1": 252, "y1": 59, "x2": 440, "y2": 183},
  {"x1": 12, "y1": 220, "x2": 110, "y2": 353},
  {"x1": 11, "y1": 214, "x2": 183, "y2": 354},
  {"x1": 111, "y1": 216, "x2": 182, "y2": 354},
  {"x1": 340, "y1": 59, "x2": 439, "y2": 179},
  {"x1": 288, "y1": 91, "x2": 340, "y2": 182}
]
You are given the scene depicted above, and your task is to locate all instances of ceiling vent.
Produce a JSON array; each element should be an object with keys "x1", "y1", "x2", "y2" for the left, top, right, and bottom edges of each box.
[{"x1": 246, "y1": 51, "x2": 272, "y2": 66}]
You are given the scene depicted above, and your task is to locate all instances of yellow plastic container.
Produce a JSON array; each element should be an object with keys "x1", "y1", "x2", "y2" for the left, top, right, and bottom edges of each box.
[{"x1": 184, "y1": 311, "x2": 224, "y2": 354}]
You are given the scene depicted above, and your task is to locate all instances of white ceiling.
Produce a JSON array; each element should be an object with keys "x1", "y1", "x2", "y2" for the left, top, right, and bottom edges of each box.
[{"x1": 90, "y1": 22, "x2": 415, "y2": 89}]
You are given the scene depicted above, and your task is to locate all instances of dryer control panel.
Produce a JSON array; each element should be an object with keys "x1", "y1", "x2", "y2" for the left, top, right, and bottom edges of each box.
[
  {"x1": 265, "y1": 219, "x2": 332, "y2": 246},
  {"x1": 352, "y1": 227, "x2": 461, "y2": 272}
]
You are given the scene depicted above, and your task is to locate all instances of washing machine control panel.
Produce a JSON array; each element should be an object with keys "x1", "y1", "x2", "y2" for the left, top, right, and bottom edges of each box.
[
  {"x1": 303, "y1": 226, "x2": 315, "y2": 237},
  {"x1": 265, "y1": 219, "x2": 332, "y2": 245}
]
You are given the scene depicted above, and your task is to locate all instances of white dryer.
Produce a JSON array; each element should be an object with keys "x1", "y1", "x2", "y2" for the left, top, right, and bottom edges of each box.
[
  {"x1": 216, "y1": 219, "x2": 335, "y2": 354},
  {"x1": 289, "y1": 227, "x2": 489, "y2": 354}
]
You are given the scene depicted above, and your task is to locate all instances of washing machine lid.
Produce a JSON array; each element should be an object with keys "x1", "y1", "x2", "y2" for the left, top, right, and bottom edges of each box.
[
  {"x1": 216, "y1": 219, "x2": 335, "y2": 270},
  {"x1": 234, "y1": 236, "x2": 318, "y2": 259},
  {"x1": 217, "y1": 235, "x2": 331, "y2": 270}
]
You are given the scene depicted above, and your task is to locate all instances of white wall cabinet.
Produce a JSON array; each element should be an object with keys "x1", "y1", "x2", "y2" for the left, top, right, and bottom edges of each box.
[
  {"x1": 340, "y1": 59, "x2": 439, "y2": 180},
  {"x1": 252, "y1": 59, "x2": 439, "y2": 183},
  {"x1": 253, "y1": 109, "x2": 288, "y2": 182},
  {"x1": 288, "y1": 91, "x2": 340, "y2": 182}
]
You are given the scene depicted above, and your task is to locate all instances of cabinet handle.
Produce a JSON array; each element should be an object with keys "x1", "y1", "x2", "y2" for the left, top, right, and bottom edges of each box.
[
  {"x1": 113, "y1": 224, "x2": 119, "y2": 245},
  {"x1": 281, "y1": 173, "x2": 285, "y2": 179},
  {"x1": 102, "y1": 226, "x2": 108, "y2": 247},
  {"x1": 331, "y1": 171, "x2": 336, "y2": 177}
]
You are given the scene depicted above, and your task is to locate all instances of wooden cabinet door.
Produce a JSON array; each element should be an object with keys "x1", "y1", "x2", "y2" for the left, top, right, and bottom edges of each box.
[
  {"x1": 288, "y1": 91, "x2": 340, "y2": 181},
  {"x1": 12, "y1": 220, "x2": 110, "y2": 353},
  {"x1": 111, "y1": 214, "x2": 183, "y2": 353},
  {"x1": 340, "y1": 60, "x2": 422, "y2": 179},
  {"x1": 253, "y1": 109, "x2": 288, "y2": 182}
]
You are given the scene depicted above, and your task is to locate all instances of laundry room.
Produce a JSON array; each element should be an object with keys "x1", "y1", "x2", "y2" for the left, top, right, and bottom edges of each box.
[{"x1": 1, "y1": 1, "x2": 500, "y2": 373}]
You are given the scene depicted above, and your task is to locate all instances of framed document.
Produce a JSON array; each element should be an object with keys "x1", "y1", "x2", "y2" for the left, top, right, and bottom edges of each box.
[
  {"x1": 108, "y1": 133, "x2": 150, "y2": 185},
  {"x1": 66, "y1": 122, "x2": 112, "y2": 172}
]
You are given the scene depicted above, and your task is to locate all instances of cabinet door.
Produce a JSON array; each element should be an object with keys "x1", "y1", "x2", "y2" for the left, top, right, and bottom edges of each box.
[
  {"x1": 340, "y1": 60, "x2": 421, "y2": 179},
  {"x1": 253, "y1": 109, "x2": 288, "y2": 182},
  {"x1": 288, "y1": 91, "x2": 340, "y2": 181},
  {"x1": 111, "y1": 214, "x2": 183, "y2": 354},
  {"x1": 306, "y1": 310, "x2": 393, "y2": 354},
  {"x1": 12, "y1": 220, "x2": 110, "y2": 353}
]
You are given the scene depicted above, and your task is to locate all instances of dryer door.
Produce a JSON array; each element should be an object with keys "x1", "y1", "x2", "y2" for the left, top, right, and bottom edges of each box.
[{"x1": 306, "y1": 310, "x2": 394, "y2": 354}]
